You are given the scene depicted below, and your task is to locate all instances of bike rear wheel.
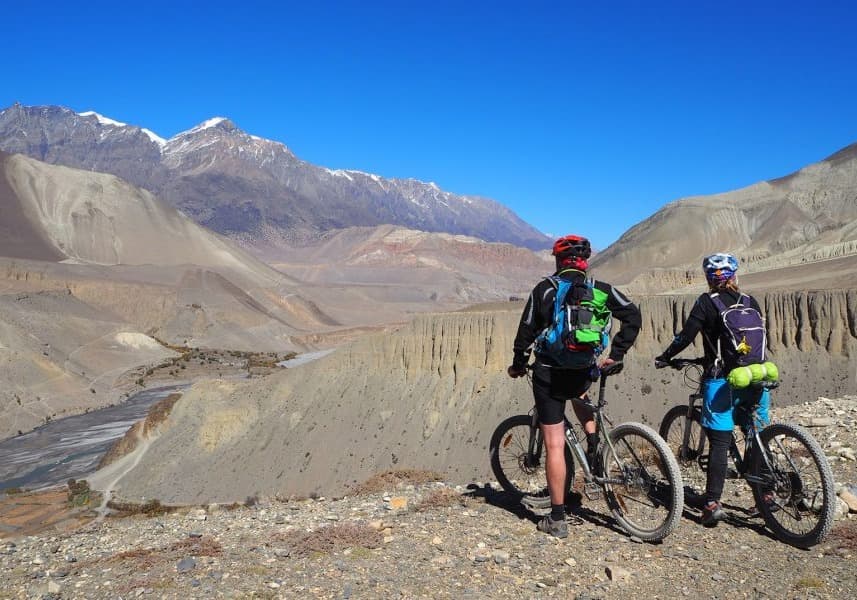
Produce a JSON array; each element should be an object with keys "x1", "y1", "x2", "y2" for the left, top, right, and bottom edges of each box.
[
  {"x1": 489, "y1": 414, "x2": 573, "y2": 508},
  {"x1": 750, "y1": 422, "x2": 835, "y2": 548},
  {"x1": 602, "y1": 422, "x2": 684, "y2": 541},
  {"x1": 659, "y1": 405, "x2": 707, "y2": 504}
]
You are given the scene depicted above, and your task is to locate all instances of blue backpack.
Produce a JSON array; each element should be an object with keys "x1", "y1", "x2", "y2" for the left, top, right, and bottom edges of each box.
[
  {"x1": 710, "y1": 292, "x2": 767, "y2": 367},
  {"x1": 535, "y1": 276, "x2": 611, "y2": 368}
]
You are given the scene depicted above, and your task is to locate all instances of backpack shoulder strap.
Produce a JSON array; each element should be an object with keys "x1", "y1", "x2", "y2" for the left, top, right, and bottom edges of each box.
[{"x1": 709, "y1": 292, "x2": 728, "y2": 313}]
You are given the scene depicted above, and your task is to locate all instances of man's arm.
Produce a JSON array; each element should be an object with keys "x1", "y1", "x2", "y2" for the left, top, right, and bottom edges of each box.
[
  {"x1": 511, "y1": 280, "x2": 551, "y2": 370},
  {"x1": 596, "y1": 281, "x2": 641, "y2": 362}
]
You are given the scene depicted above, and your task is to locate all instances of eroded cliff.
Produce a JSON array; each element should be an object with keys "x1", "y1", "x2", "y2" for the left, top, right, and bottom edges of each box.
[{"x1": 104, "y1": 289, "x2": 857, "y2": 504}]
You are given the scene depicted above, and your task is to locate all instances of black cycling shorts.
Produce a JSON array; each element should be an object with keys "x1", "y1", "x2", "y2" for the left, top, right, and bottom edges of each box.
[{"x1": 531, "y1": 364, "x2": 594, "y2": 425}]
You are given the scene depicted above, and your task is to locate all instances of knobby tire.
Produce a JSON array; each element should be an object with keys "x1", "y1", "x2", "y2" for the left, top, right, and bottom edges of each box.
[
  {"x1": 750, "y1": 422, "x2": 835, "y2": 548},
  {"x1": 489, "y1": 414, "x2": 573, "y2": 509},
  {"x1": 659, "y1": 405, "x2": 707, "y2": 505},
  {"x1": 602, "y1": 422, "x2": 684, "y2": 542}
]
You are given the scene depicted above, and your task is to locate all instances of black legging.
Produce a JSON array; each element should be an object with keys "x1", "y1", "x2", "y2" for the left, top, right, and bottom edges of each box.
[{"x1": 705, "y1": 428, "x2": 733, "y2": 503}]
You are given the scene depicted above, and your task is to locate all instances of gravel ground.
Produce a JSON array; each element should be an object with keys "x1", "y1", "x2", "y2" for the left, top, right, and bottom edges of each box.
[{"x1": 1, "y1": 396, "x2": 856, "y2": 600}]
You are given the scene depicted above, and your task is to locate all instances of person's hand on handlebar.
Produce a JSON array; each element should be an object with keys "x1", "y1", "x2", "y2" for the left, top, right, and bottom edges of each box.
[
  {"x1": 599, "y1": 357, "x2": 623, "y2": 375},
  {"x1": 654, "y1": 355, "x2": 670, "y2": 369},
  {"x1": 507, "y1": 365, "x2": 527, "y2": 378}
]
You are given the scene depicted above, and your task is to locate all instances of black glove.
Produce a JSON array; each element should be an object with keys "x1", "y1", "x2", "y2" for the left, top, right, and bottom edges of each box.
[
  {"x1": 654, "y1": 355, "x2": 670, "y2": 369},
  {"x1": 601, "y1": 359, "x2": 623, "y2": 376},
  {"x1": 507, "y1": 365, "x2": 527, "y2": 378}
]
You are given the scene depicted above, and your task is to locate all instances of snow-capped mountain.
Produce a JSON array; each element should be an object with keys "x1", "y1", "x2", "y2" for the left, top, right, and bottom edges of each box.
[{"x1": 0, "y1": 103, "x2": 550, "y2": 250}]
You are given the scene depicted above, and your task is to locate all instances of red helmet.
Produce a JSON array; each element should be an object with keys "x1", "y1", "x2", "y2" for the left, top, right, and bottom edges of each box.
[{"x1": 551, "y1": 235, "x2": 591, "y2": 259}]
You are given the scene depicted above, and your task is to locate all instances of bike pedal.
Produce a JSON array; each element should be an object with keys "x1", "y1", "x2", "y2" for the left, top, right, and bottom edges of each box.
[{"x1": 583, "y1": 482, "x2": 603, "y2": 501}]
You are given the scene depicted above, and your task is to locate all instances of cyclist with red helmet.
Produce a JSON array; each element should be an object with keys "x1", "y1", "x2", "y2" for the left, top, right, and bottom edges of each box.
[
  {"x1": 508, "y1": 234, "x2": 641, "y2": 538},
  {"x1": 655, "y1": 253, "x2": 771, "y2": 526}
]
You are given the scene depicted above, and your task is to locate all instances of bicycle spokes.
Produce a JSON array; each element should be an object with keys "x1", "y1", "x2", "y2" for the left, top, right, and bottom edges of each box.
[
  {"x1": 604, "y1": 427, "x2": 680, "y2": 537},
  {"x1": 750, "y1": 425, "x2": 835, "y2": 547}
]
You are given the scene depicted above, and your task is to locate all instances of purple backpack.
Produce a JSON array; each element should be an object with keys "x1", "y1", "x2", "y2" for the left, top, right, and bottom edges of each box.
[{"x1": 710, "y1": 293, "x2": 767, "y2": 367}]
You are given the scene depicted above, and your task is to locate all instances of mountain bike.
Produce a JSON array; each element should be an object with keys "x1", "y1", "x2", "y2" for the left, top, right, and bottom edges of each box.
[
  {"x1": 657, "y1": 358, "x2": 835, "y2": 548},
  {"x1": 489, "y1": 362, "x2": 684, "y2": 542}
]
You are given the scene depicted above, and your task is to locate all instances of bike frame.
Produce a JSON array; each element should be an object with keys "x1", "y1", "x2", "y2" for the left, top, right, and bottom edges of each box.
[{"x1": 528, "y1": 367, "x2": 625, "y2": 488}]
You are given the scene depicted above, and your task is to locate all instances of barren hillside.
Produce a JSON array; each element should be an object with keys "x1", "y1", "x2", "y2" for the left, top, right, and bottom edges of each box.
[{"x1": 590, "y1": 142, "x2": 857, "y2": 292}]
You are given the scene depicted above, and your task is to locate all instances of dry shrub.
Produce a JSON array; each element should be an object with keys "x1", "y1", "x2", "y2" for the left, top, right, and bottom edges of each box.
[
  {"x1": 826, "y1": 520, "x2": 857, "y2": 551},
  {"x1": 168, "y1": 537, "x2": 223, "y2": 557},
  {"x1": 106, "y1": 498, "x2": 176, "y2": 518},
  {"x1": 97, "y1": 537, "x2": 222, "y2": 571},
  {"x1": 414, "y1": 487, "x2": 467, "y2": 512},
  {"x1": 272, "y1": 523, "x2": 383, "y2": 556},
  {"x1": 351, "y1": 469, "x2": 444, "y2": 495},
  {"x1": 142, "y1": 393, "x2": 182, "y2": 436}
]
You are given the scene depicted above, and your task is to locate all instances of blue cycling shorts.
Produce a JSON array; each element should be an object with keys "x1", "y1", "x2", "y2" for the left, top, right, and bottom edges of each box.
[{"x1": 701, "y1": 378, "x2": 771, "y2": 432}]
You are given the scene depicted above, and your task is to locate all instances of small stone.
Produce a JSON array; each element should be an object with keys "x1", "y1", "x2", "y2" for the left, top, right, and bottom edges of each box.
[
  {"x1": 32, "y1": 556, "x2": 46, "y2": 565},
  {"x1": 188, "y1": 531, "x2": 203, "y2": 538},
  {"x1": 804, "y1": 417, "x2": 835, "y2": 427},
  {"x1": 564, "y1": 557, "x2": 577, "y2": 567},
  {"x1": 711, "y1": 573, "x2": 725, "y2": 582},
  {"x1": 837, "y1": 448, "x2": 857, "y2": 461},
  {"x1": 273, "y1": 548, "x2": 292, "y2": 558},
  {"x1": 188, "y1": 509, "x2": 207, "y2": 521},
  {"x1": 431, "y1": 536, "x2": 443, "y2": 546},
  {"x1": 176, "y1": 557, "x2": 196, "y2": 573},
  {"x1": 605, "y1": 564, "x2": 631, "y2": 582},
  {"x1": 834, "y1": 497, "x2": 850, "y2": 520},
  {"x1": 191, "y1": 579, "x2": 201, "y2": 587},
  {"x1": 368, "y1": 520, "x2": 385, "y2": 531},
  {"x1": 839, "y1": 490, "x2": 857, "y2": 513},
  {"x1": 65, "y1": 555, "x2": 77, "y2": 563},
  {"x1": 473, "y1": 549, "x2": 491, "y2": 562},
  {"x1": 267, "y1": 582, "x2": 281, "y2": 589},
  {"x1": 47, "y1": 581, "x2": 61, "y2": 594},
  {"x1": 492, "y1": 550, "x2": 511, "y2": 564},
  {"x1": 388, "y1": 496, "x2": 408, "y2": 510},
  {"x1": 274, "y1": 516, "x2": 286, "y2": 524}
]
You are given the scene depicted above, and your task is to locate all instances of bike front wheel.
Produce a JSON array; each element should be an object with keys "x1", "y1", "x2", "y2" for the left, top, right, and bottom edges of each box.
[
  {"x1": 602, "y1": 422, "x2": 684, "y2": 542},
  {"x1": 659, "y1": 405, "x2": 707, "y2": 504},
  {"x1": 750, "y1": 422, "x2": 836, "y2": 548},
  {"x1": 489, "y1": 414, "x2": 574, "y2": 508}
]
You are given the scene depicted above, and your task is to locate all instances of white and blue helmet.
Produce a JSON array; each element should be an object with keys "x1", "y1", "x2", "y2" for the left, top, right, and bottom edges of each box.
[{"x1": 702, "y1": 253, "x2": 739, "y2": 284}]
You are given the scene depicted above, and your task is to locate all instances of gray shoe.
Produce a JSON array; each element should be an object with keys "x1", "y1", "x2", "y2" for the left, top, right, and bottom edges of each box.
[
  {"x1": 701, "y1": 501, "x2": 724, "y2": 527},
  {"x1": 537, "y1": 515, "x2": 569, "y2": 539}
]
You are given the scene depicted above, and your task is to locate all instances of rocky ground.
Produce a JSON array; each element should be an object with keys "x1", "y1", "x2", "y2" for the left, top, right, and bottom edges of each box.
[{"x1": 1, "y1": 396, "x2": 856, "y2": 600}]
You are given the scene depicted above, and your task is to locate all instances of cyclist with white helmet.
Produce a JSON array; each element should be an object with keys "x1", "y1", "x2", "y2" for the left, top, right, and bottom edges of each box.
[{"x1": 655, "y1": 253, "x2": 771, "y2": 526}]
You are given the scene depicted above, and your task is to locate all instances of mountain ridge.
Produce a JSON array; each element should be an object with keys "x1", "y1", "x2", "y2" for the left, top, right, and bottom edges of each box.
[{"x1": 0, "y1": 103, "x2": 551, "y2": 250}]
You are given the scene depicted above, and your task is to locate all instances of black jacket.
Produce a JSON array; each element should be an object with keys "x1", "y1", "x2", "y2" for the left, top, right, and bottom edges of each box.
[
  {"x1": 659, "y1": 288, "x2": 764, "y2": 375},
  {"x1": 512, "y1": 270, "x2": 642, "y2": 370}
]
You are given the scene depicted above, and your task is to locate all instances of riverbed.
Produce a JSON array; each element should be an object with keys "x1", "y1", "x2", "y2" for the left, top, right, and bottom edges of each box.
[{"x1": 0, "y1": 385, "x2": 185, "y2": 492}]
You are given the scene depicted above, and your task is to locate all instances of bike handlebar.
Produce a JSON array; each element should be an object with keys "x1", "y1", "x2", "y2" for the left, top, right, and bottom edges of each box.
[{"x1": 655, "y1": 357, "x2": 706, "y2": 370}]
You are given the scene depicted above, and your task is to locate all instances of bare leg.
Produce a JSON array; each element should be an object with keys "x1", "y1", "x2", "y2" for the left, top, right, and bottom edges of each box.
[
  {"x1": 540, "y1": 422, "x2": 567, "y2": 505},
  {"x1": 572, "y1": 394, "x2": 595, "y2": 434}
]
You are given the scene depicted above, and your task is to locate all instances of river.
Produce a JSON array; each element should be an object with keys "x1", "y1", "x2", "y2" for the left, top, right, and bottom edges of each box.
[{"x1": 0, "y1": 385, "x2": 185, "y2": 492}]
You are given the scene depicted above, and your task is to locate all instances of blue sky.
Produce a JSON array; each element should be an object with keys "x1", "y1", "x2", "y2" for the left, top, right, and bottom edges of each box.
[{"x1": 5, "y1": 1, "x2": 857, "y2": 249}]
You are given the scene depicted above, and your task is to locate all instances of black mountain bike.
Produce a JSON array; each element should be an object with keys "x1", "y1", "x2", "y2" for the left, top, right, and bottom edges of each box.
[
  {"x1": 489, "y1": 362, "x2": 684, "y2": 542},
  {"x1": 658, "y1": 358, "x2": 835, "y2": 548}
]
